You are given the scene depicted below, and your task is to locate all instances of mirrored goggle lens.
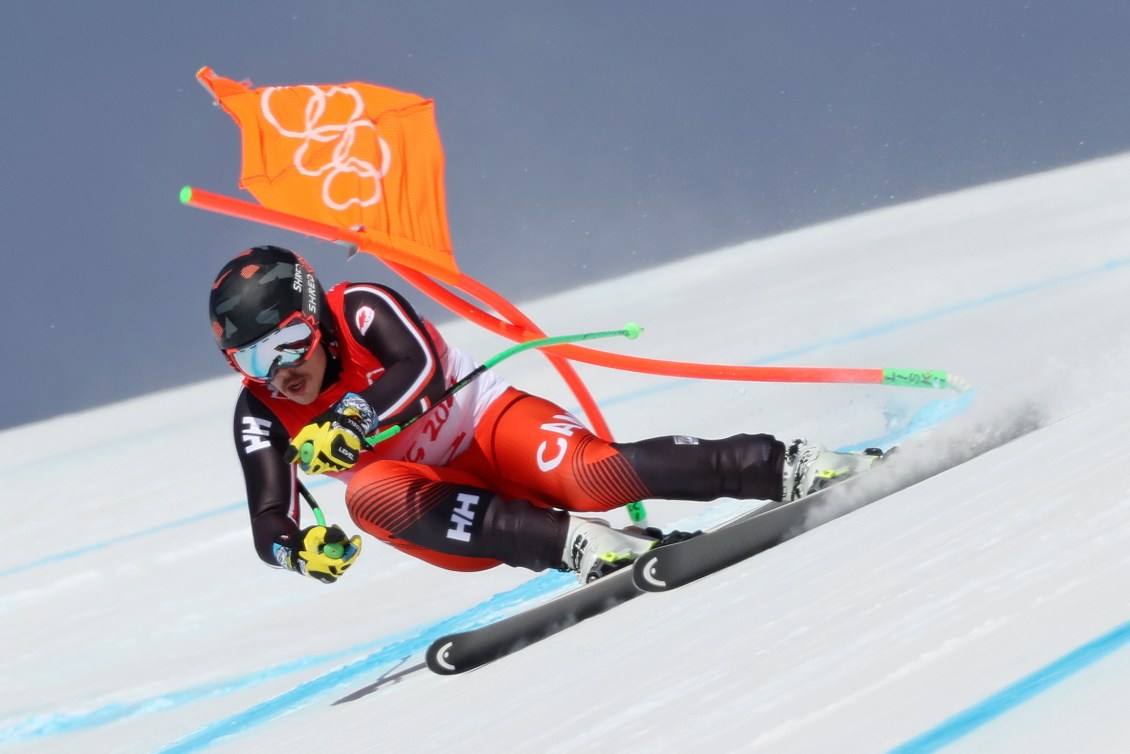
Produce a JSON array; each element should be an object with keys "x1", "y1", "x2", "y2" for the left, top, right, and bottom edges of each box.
[{"x1": 230, "y1": 320, "x2": 316, "y2": 380}]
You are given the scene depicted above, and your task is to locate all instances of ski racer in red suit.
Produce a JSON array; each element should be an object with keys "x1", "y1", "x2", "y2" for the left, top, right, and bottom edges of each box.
[{"x1": 210, "y1": 246, "x2": 880, "y2": 584}]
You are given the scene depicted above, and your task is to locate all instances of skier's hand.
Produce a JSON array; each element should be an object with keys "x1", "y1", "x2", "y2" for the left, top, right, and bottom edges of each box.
[
  {"x1": 285, "y1": 393, "x2": 376, "y2": 474},
  {"x1": 295, "y1": 525, "x2": 362, "y2": 583}
]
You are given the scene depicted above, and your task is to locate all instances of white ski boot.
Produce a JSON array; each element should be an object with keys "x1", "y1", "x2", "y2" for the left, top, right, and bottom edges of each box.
[
  {"x1": 563, "y1": 517, "x2": 659, "y2": 583},
  {"x1": 781, "y1": 439, "x2": 884, "y2": 502}
]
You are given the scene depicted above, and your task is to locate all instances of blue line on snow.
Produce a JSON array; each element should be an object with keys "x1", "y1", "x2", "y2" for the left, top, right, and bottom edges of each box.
[
  {"x1": 887, "y1": 619, "x2": 1130, "y2": 753},
  {"x1": 157, "y1": 574, "x2": 577, "y2": 753},
  {"x1": 0, "y1": 570, "x2": 574, "y2": 746},
  {"x1": 0, "y1": 504, "x2": 240, "y2": 578},
  {"x1": 0, "y1": 478, "x2": 336, "y2": 579},
  {"x1": 593, "y1": 255, "x2": 1130, "y2": 410}
]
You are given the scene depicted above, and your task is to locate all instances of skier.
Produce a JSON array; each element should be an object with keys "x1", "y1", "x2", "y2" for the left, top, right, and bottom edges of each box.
[{"x1": 210, "y1": 245, "x2": 880, "y2": 584}]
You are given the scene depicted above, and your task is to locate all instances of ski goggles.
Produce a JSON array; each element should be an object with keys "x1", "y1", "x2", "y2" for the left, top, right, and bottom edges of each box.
[{"x1": 224, "y1": 313, "x2": 322, "y2": 382}]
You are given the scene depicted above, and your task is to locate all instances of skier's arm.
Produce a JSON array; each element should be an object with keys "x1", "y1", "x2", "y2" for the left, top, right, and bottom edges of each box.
[
  {"x1": 340, "y1": 284, "x2": 447, "y2": 428},
  {"x1": 235, "y1": 391, "x2": 363, "y2": 582},
  {"x1": 233, "y1": 390, "x2": 303, "y2": 566}
]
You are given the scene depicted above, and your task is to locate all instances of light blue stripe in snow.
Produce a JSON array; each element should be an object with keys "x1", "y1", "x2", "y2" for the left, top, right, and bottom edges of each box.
[
  {"x1": 0, "y1": 477, "x2": 335, "y2": 579},
  {"x1": 593, "y1": 255, "x2": 1130, "y2": 410},
  {"x1": 0, "y1": 570, "x2": 575, "y2": 746},
  {"x1": 888, "y1": 619, "x2": 1130, "y2": 753}
]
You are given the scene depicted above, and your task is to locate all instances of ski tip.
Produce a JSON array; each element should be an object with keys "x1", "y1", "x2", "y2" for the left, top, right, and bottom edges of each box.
[{"x1": 426, "y1": 637, "x2": 462, "y2": 675}]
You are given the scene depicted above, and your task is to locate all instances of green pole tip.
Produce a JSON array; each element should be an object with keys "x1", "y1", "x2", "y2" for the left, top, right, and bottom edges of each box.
[
  {"x1": 623, "y1": 322, "x2": 643, "y2": 340},
  {"x1": 179, "y1": 186, "x2": 193, "y2": 204},
  {"x1": 323, "y1": 542, "x2": 344, "y2": 560}
]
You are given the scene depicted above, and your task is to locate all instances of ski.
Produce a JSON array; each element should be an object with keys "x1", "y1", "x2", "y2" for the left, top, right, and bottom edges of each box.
[
  {"x1": 426, "y1": 409, "x2": 1043, "y2": 674},
  {"x1": 426, "y1": 565, "x2": 643, "y2": 675},
  {"x1": 633, "y1": 410, "x2": 1045, "y2": 592}
]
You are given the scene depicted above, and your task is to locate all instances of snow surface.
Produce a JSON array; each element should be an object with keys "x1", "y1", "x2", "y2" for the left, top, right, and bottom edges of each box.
[{"x1": 4, "y1": 153, "x2": 1130, "y2": 753}]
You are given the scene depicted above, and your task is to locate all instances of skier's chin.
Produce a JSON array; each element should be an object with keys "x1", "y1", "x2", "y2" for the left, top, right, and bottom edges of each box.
[
  {"x1": 284, "y1": 379, "x2": 310, "y2": 402},
  {"x1": 272, "y1": 368, "x2": 319, "y2": 404}
]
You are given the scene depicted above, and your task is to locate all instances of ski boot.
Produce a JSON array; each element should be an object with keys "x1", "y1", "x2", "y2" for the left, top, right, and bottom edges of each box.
[
  {"x1": 562, "y1": 518, "x2": 701, "y2": 583},
  {"x1": 781, "y1": 439, "x2": 884, "y2": 502}
]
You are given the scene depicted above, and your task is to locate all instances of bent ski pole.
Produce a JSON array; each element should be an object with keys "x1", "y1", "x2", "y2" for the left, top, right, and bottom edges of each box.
[
  {"x1": 366, "y1": 323, "x2": 643, "y2": 446},
  {"x1": 297, "y1": 481, "x2": 345, "y2": 558},
  {"x1": 297, "y1": 481, "x2": 327, "y2": 526}
]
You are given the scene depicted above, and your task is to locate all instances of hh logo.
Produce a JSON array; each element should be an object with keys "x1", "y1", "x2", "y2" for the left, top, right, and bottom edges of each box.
[
  {"x1": 241, "y1": 417, "x2": 273, "y2": 454},
  {"x1": 537, "y1": 414, "x2": 585, "y2": 472},
  {"x1": 447, "y1": 493, "x2": 482, "y2": 542}
]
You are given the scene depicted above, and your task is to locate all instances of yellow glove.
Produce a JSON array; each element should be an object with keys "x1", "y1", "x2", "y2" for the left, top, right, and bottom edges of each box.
[
  {"x1": 285, "y1": 394, "x2": 375, "y2": 474},
  {"x1": 296, "y1": 525, "x2": 362, "y2": 583}
]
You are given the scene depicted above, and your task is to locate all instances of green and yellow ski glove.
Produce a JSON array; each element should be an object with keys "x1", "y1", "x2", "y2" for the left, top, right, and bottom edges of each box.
[
  {"x1": 285, "y1": 393, "x2": 376, "y2": 474},
  {"x1": 296, "y1": 524, "x2": 362, "y2": 584}
]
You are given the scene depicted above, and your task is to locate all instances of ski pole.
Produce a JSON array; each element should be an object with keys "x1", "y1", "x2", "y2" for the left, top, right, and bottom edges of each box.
[
  {"x1": 297, "y1": 481, "x2": 327, "y2": 526},
  {"x1": 297, "y1": 481, "x2": 345, "y2": 559},
  {"x1": 364, "y1": 323, "x2": 643, "y2": 446}
]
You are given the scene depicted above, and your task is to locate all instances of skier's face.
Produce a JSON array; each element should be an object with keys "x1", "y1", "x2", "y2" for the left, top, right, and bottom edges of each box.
[{"x1": 269, "y1": 342, "x2": 327, "y2": 404}]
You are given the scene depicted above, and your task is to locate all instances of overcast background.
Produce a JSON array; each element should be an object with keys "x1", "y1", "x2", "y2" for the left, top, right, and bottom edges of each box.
[{"x1": 3, "y1": 1, "x2": 1129, "y2": 430}]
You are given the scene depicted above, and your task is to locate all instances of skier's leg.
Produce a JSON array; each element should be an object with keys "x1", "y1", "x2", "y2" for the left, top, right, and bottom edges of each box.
[
  {"x1": 350, "y1": 390, "x2": 880, "y2": 577},
  {"x1": 466, "y1": 389, "x2": 790, "y2": 508},
  {"x1": 345, "y1": 460, "x2": 570, "y2": 572},
  {"x1": 459, "y1": 390, "x2": 653, "y2": 512},
  {"x1": 612, "y1": 434, "x2": 787, "y2": 502},
  {"x1": 616, "y1": 435, "x2": 882, "y2": 503},
  {"x1": 467, "y1": 390, "x2": 880, "y2": 507}
]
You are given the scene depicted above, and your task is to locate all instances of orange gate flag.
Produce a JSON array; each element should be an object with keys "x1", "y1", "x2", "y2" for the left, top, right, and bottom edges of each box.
[
  {"x1": 196, "y1": 66, "x2": 459, "y2": 282},
  {"x1": 187, "y1": 69, "x2": 969, "y2": 401}
]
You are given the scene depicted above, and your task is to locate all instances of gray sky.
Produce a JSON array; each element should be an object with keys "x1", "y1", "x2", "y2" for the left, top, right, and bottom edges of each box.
[{"x1": 3, "y1": 1, "x2": 1129, "y2": 430}]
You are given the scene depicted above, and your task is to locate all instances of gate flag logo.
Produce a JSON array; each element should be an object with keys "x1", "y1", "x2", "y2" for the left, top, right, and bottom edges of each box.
[
  {"x1": 197, "y1": 67, "x2": 457, "y2": 279},
  {"x1": 260, "y1": 83, "x2": 393, "y2": 212}
]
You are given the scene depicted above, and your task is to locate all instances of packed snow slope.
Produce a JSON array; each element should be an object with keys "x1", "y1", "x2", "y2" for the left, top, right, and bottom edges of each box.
[{"x1": 4, "y1": 153, "x2": 1130, "y2": 753}]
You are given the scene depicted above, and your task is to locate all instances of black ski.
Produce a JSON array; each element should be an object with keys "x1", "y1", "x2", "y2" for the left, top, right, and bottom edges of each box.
[
  {"x1": 425, "y1": 408, "x2": 1043, "y2": 674},
  {"x1": 633, "y1": 410, "x2": 1044, "y2": 592},
  {"x1": 426, "y1": 565, "x2": 642, "y2": 674}
]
